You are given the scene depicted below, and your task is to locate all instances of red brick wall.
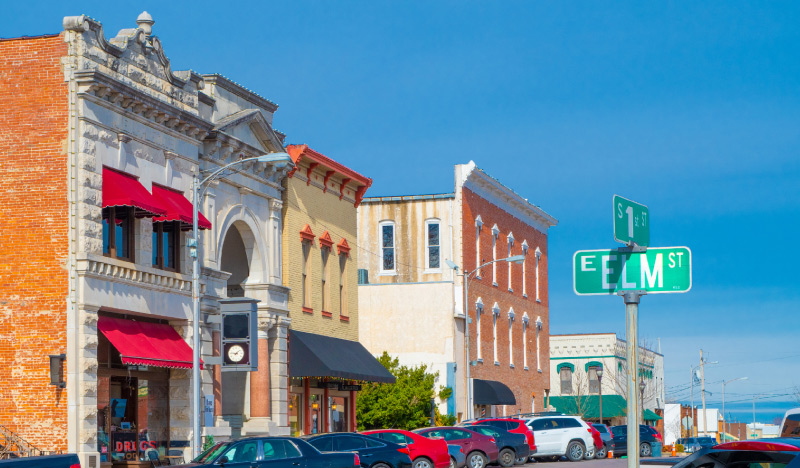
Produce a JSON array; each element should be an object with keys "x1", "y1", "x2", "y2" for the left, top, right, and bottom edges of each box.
[
  {"x1": 462, "y1": 187, "x2": 551, "y2": 415},
  {"x1": 0, "y1": 34, "x2": 69, "y2": 450}
]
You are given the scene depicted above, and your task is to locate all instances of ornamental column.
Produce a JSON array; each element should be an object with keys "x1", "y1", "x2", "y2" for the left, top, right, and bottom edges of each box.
[{"x1": 249, "y1": 329, "x2": 271, "y2": 418}]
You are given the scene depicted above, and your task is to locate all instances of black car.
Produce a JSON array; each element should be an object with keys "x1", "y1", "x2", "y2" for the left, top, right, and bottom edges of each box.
[
  {"x1": 592, "y1": 424, "x2": 613, "y2": 459},
  {"x1": 610, "y1": 425, "x2": 660, "y2": 458},
  {"x1": 469, "y1": 425, "x2": 531, "y2": 467},
  {"x1": 0, "y1": 454, "x2": 80, "y2": 468},
  {"x1": 180, "y1": 436, "x2": 359, "y2": 468},
  {"x1": 667, "y1": 438, "x2": 800, "y2": 468},
  {"x1": 304, "y1": 433, "x2": 413, "y2": 468}
]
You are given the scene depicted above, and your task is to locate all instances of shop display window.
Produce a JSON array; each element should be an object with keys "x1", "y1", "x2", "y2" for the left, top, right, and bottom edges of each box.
[
  {"x1": 328, "y1": 396, "x2": 348, "y2": 432},
  {"x1": 289, "y1": 393, "x2": 303, "y2": 437}
]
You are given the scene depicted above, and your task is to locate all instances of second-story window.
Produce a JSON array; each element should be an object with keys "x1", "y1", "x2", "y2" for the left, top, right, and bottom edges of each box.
[
  {"x1": 321, "y1": 247, "x2": 331, "y2": 313},
  {"x1": 103, "y1": 207, "x2": 134, "y2": 261},
  {"x1": 152, "y1": 221, "x2": 180, "y2": 271},
  {"x1": 380, "y1": 222, "x2": 395, "y2": 274},
  {"x1": 507, "y1": 232, "x2": 515, "y2": 292},
  {"x1": 560, "y1": 366, "x2": 573, "y2": 394},
  {"x1": 302, "y1": 241, "x2": 312, "y2": 311},
  {"x1": 589, "y1": 366, "x2": 601, "y2": 393},
  {"x1": 426, "y1": 220, "x2": 440, "y2": 270},
  {"x1": 339, "y1": 255, "x2": 348, "y2": 318},
  {"x1": 491, "y1": 224, "x2": 499, "y2": 286}
]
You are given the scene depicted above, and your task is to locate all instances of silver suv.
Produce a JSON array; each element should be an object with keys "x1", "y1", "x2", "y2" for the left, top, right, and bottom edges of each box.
[{"x1": 521, "y1": 414, "x2": 595, "y2": 462}]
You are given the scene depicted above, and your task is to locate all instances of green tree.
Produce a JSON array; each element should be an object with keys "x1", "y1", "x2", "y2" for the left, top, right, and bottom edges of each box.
[{"x1": 357, "y1": 352, "x2": 438, "y2": 430}]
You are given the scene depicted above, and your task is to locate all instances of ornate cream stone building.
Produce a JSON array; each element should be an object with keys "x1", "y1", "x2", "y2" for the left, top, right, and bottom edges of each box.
[{"x1": 0, "y1": 12, "x2": 296, "y2": 468}]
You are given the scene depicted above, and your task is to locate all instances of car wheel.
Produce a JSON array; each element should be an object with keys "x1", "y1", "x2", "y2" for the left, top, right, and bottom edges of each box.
[
  {"x1": 498, "y1": 448, "x2": 515, "y2": 467},
  {"x1": 450, "y1": 456, "x2": 458, "y2": 468},
  {"x1": 414, "y1": 457, "x2": 435, "y2": 468},
  {"x1": 584, "y1": 446, "x2": 595, "y2": 459},
  {"x1": 595, "y1": 445, "x2": 607, "y2": 459},
  {"x1": 640, "y1": 442, "x2": 652, "y2": 457},
  {"x1": 467, "y1": 451, "x2": 488, "y2": 468},
  {"x1": 566, "y1": 441, "x2": 585, "y2": 462}
]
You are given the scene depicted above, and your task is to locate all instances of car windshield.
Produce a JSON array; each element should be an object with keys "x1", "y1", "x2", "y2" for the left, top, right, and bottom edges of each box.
[
  {"x1": 593, "y1": 425, "x2": 609, "y2": 433},
  {"x1": 192, "y1": 442, "x2": 230, "y2": 463}
]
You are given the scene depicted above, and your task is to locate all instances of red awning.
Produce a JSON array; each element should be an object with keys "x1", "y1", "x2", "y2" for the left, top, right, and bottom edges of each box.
[
  {"x1": 98, "y1": 316, "x2": 202, "y2": 369},
  {"x1": 102, "y1": 168, "x2": 168, "y2": 218},
  {"x1": 151, "y1": 185, "x2": 212, "y2": 230}
]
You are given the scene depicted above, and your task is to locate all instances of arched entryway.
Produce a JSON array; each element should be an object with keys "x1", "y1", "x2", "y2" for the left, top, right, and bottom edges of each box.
[{"x1": 220, "y1": 225, "x2": 250, "y2": 297}]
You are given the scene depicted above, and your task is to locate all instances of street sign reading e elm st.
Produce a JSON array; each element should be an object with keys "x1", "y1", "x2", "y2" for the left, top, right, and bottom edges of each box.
[
  {"x1": 573, "y1": 246, "x2": 692, "y2": 295},
  {"x1": 614, "y1": 195, "x2": 650, "y2": 247}
]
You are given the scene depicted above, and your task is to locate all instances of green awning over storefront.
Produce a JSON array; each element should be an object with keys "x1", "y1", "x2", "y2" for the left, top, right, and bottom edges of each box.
[
  {"x1": 643, "y1": 409, "x2": 662, "y2": 421},
  {"x1": 548, "y1": 395, "x2": 628, "y2": 419}
]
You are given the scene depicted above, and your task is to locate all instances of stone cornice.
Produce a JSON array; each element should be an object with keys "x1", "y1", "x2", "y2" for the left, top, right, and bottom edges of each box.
[
  {"x1": 202, "y1": 74, "x2": 278, "y2": 113},
  {"x1": 74, "y1": 70, "x2": 212, "y2": 141},
  {"x1": 462, "y1": 164, "x2": 558, "y2": 233}
]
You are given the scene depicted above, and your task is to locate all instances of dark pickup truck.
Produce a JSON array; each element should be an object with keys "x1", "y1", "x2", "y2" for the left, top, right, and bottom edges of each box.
[{"x1": 0, "y1": 454, "x2": 80, "y2": 467}]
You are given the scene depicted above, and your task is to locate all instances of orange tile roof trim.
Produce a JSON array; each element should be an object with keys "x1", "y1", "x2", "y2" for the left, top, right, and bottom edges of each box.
[{"x1": 286, "y1": 144, "x2": 373, "y2": 207}]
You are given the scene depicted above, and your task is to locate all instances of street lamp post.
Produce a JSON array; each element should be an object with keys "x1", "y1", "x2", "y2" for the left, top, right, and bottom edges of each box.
[
  {"x1": 446, "y1": 254, "x2": 524, "y2": 420},
  {"x1": 190, "y1": 152, "x2": 292, "y2": 456},
  {"x1": 722, "y1": 377, "x2": 747, "y2": 441},
  {"x1": 597, "y1": 368, "x2": 604, "y2": 425}
]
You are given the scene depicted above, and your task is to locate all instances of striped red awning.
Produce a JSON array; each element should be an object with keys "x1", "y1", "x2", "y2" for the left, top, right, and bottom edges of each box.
[
  {"x1": 102, "y1": 168, "x2": 167, "y2": 218},
  {"x1": 98, "y1": 316, "x2": 201, "y2": 369},
  {"x1": 151, "y1": 184, "x2": 212, "y2": 230}
]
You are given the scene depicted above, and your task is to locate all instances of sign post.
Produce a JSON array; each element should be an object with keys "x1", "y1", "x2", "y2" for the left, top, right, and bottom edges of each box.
[{"x1": 574, "y1": 196, "x2": 691, "y2": 468}]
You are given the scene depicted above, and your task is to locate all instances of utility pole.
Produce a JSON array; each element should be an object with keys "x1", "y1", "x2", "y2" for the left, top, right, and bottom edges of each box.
[
  {"x1": 700, "y1": 349, "x2": 706, "y2": 436},
  {"x1": 690, "y1": 366, "x2": 695, "y2": 437}
]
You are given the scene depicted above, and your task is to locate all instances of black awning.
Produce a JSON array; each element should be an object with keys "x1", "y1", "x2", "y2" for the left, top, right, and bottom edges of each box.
[
  {"x1": 472, "y1": 378, "x2": 516, "y2": 405},
  {"x1": 288, "y1": 329, "x2": 396, "y2": 384}
]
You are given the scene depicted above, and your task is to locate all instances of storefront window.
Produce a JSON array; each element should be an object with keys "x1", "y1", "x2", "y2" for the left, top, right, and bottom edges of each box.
[
  {"x1": 289, "y1": 393, "x2": 303, "y2": 437},
  {"x1": 309, "y1": 393, "x2": 322, "y2": 435},
  {"x1": 328, "y1": 396, "x2": 348, "y2": 432}
]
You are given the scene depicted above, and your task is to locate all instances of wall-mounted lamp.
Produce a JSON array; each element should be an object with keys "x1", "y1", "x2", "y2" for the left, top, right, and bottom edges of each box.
[
  {"x1": 331, "y1": 404, "x2": 338, "y2": 411},
  {"x1": 312, "y1": 402, "x2": 319, "y2": 410},
  {"x1": 49, "y1": 354, "x2": 66, "y2": 388}
]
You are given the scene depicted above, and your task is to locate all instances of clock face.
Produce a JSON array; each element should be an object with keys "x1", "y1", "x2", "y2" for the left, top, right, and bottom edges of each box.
[{"x1": 226, "y1": 344, "x2": 246, "y2": 363}]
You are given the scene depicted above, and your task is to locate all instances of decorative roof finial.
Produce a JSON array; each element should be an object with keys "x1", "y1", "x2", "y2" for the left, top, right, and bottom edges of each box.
[{"x1": 136, "y1": 11, "x2": 154, "y2": 36}]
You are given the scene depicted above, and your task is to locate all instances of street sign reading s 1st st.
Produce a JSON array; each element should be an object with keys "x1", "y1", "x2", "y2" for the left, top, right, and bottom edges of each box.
[
  {"x1": 614, "y1": 195, "x2": 650, "y2": 247},
  {"x1": 573, "y1": 246, "x2": 692, "y2": 295}
]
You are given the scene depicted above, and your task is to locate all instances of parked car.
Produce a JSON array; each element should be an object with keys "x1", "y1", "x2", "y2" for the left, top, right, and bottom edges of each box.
[
  {"x1": 587, "y1": 425, "x2": 604, "y2": 459},
  {"x1": 182, "y1": 436, "x2": 359, "y2": 467},
  {"x1": 780, "y1": 407, "x2": 800, "y2": 438},
  {"x1": 675, "y1": 437, "x2": 716, "y2": 453},
  {"x1": 669, "y1": 438, "x2": 800, "y2": 467},
  {"x1": 304, "y1": 433, "x2": 413, "y2": 468},
  {"x1": 463, "y1": 417, "x2": 536, "y2": 461},
  {"x1": 447, "y1": 444, "x2": 466, "y2": 468},
  {"x1": 592, "y1": 423, "x2": 613, "y2": 459},
  {"x1": 469, "y1": 424, "x2": 531, "y2": 467},
  {"x1": 414, "y1": 427, "x2": 499, "y2": 468},
  {"x1": 521, "y1": 414, "x2": 595, "y2": 462},
  {"x1": 363, "y1": 429, "x2": 450, "y2": 468},
  {"x1": 610, "y1": 424, "x2": 661, "y2": 457},
  {"x1": 0, "y1": 454, "x2": 80, "y2": 468}
]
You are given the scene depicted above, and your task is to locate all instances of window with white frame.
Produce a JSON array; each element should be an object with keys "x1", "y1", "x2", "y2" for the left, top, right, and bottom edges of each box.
[
  {"x1": 321, "y1": 247, "x2": 330, "y2": 313},
  {"x1": 475, "y1": 215, "x2": 483, "y2": 278},
  {"x1": 302, "y1": 241, "x2": 312, "y2": 309},
  {"x1": 588, "y1": 366, "x2": 601, "y2": 393},
  {"x1": 380, "y1": 221, "x2": 396, "y2": 274},
  {"x1": 507, "y1": 232, "x2": 515, "y2": 292},
  {"x1": 508, "y1": 308, "x2": 515, "y2": 367},
  {"x1": 521, "y1": 240, "x2": 529, "y2": 297},
  {"x1": 492, "y1": 302, "x2": 500, "y2": 364},
  {"x1": 522, "y1": 313, "x2": 529, "y2": 370},
  {"x1": 475, "y1": 297, "x2": 484, "y2": 361},
  {"x1": 425, "y1": 219, "x2": 441, "y2": 270},
  {"x1": 535, "y1": 247, "x2": 542, "y2": 302},
  {"x1": 535, "y1": 316, "x2": 543, "y2": 371},
  {"x1": 491, "y1": 224, "x2": 499, "y2": 286}
]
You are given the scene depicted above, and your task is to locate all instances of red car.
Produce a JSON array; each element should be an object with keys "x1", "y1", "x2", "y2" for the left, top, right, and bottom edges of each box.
[
  {"x1": 414, "y1": 427, "x2": 499, "y2": 468},
  {"x1": 465, "y1": 418, "x2": 537, "y2": 454},
  {"x1": 363, "y1": 429, "x2": 450, "y2": 468}
]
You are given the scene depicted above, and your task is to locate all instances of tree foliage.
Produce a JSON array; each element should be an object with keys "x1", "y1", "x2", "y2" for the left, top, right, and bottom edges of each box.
[{"x1": 356, "y1": 352, "x2": 437, "y2": 431}]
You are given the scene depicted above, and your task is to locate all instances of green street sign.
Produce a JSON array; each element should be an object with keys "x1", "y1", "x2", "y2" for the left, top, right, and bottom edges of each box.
[
  {"x1": 573, "y1": 246, "x2": 692, "y2": 295},
  {"x1": 614, "y1": 195, "x2": 650, "y2": 247}
]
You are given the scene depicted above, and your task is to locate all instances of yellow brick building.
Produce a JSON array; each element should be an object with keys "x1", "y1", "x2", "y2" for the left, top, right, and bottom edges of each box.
[{"x1": 282, "y1": 144, "x2": 392, "y2": 436}]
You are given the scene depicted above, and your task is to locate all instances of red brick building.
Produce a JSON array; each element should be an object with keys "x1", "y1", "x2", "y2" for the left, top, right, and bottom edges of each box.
[{"x1": 358, "y1": 162, "x2": 557, "y2": 420}]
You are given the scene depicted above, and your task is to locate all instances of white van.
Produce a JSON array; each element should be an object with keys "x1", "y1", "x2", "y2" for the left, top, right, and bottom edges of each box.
[{"x1": 780, "y1": 407, "x2": 800, "y2": 438}]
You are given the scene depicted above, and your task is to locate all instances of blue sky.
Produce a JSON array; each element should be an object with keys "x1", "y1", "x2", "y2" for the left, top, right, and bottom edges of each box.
[{"x1": 5, "y1": 1, "x2": 799, "y2": 423}]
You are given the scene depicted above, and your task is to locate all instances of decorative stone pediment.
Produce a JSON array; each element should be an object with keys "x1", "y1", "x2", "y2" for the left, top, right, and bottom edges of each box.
[{"x1": 210, "y1": 109, "x2": 284, "y2": 153}]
